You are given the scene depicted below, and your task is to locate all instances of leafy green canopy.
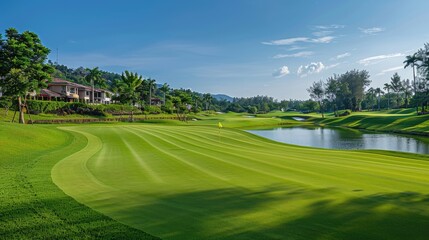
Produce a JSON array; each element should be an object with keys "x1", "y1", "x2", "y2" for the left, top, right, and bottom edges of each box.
[{"x1": 0, "y1": 28, "x2": 53, "y2": 97}]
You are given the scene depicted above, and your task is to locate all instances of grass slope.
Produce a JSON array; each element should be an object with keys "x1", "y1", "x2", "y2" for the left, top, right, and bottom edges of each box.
[
  {"x1": 0, "y1": 123, "x2": 158, "y2": 239},
  {"x1": 52, "y1": 124, "x2": 429, "y2": 240},
  {"x1": 315, "y1": 109, "x2": 429, "y2": 135}
]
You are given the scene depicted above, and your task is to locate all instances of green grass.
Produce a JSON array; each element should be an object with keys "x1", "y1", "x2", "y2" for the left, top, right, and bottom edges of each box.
[
  {"x1": 315, "y1": 109, "x2": 429, "y2": 135},
  {"x1": 0, "y1": 108, "x2": 181, "y2": 123},
  {"x1": 0, "y1": 123, "x2": 158, "y2": 239},
  {"x1": 3, "y1": 109, "x2": 429, "y2": 239},
  {"x1": 51, "y1": 124, "x2": 429, "y2": 239}
]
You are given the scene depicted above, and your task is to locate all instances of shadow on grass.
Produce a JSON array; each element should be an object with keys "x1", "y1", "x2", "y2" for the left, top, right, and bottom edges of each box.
[
  {"x1": 0, "y1": 190, "x2": 159, "y2": 240},
  {"x1": 119, "y1": 186, "x2": 429, "y2": 240}
]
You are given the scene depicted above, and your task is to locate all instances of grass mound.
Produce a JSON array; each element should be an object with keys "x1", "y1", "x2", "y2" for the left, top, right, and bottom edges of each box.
[{"x1": 317, "y1": 111, "x2": 429, "y2": 135}]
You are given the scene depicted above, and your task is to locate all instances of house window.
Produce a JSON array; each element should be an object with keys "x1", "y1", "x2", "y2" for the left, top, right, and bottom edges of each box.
[
  {"x1": 86, "y1": 91, "x2": 90, "y2": 96},
  {"x1": 61, "y1": 86, "x2": 66, "y2": 93},
  {"x1": 70, "y1": 88, "x2": 75, "y2": 93}
]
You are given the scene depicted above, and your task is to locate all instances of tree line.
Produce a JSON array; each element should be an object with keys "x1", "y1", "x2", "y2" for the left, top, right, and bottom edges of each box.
[
  {"x1": 2, "y1": 28, "x2": 428, "y2": 124},
  {"x1": 307, "y1": 43, "x2": 429, "y2": 117}
]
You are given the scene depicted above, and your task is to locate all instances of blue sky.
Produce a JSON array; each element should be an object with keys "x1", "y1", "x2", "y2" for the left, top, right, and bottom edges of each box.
[{"x1": 1, "y1": 0, "x2": 429, "y2": 99}]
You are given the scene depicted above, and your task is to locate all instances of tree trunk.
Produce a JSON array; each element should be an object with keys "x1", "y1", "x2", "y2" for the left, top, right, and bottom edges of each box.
[
  {"x1": 378, "y1": 95, "x2": 381, "y2": 111},
  {"x1": 413, "y1": 64, "x2": 418, "y2": 115},
  {"x1": 387, "y1": 94, "x2": 390, "y2": 109},
  {"x1": 319, "y1": 101, "x2": 324, "y2": 118},
  {"x1": 149, "y1": 88, "x2": 152, "y2": 106},
  {"x1": 18, "y1": 96, "x2": 25, "y2": 124}
]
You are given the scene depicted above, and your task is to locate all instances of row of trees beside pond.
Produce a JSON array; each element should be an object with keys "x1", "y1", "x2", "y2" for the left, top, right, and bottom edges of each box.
[{"x1": 307, "y1": 43, "x2": 429, "y2": 117}]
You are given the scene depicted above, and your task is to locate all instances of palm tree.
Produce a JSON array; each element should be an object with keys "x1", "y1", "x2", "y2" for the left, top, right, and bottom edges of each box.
[
  {"x1": 404, "y1": 53, "x2": 419, "y2": 114},
  {"x1": 147, "y1": 78, "x2": 157, "y2": 105},
  {"x1": 85, "y1": 67, "x2": 105, "y2": 103},
  {"x1": 366, "y1": 87, "x2": 376, "y2": 110},
  {"x1": 401, "y1": 79, "x2": 412, "y2": 108},
  {"x1": 375, "y1": 87, "x2": 384, "y2": 111},
  {"x1": 203, "y1": 93, "x2": 212, "y2": 111},
  {"x1": 383, "y1": 83, "x2": 391, "y2": 109},
  {"x1": 118, "y1": 71, "x2": 143, "y2": 121},
  {"x1": 159, "y1": 83, "x2": 170, "y2": 106}
]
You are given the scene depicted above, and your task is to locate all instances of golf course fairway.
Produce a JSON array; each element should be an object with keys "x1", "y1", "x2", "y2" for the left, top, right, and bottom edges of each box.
[{"x1": 51, "y1": 124, "x2": 429, "y2": 240}]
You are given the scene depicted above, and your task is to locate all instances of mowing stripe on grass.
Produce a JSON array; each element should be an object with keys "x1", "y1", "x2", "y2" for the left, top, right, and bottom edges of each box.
[{"x1": 52, "y1": 124, "x2": 429, "y2": 240}]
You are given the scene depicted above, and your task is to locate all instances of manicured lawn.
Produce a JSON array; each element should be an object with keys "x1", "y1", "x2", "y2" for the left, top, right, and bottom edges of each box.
[
  {"x1": 52, "y1": 123, "x2": 429, "y2": 239},
  {"x1": 0, "y1": 123, "x2": 157, "y2": 239},
  {"x1": 315, "y1": 109, "x2": 429, "y2": 135},
  {"x1": 3, "y1": 109, "x2": 429, "y2": 239}
]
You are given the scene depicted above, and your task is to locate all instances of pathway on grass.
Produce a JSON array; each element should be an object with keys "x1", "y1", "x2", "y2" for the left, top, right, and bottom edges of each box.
[{"x1": 52, "y1": 124, "x2": 429, "y2": 240}]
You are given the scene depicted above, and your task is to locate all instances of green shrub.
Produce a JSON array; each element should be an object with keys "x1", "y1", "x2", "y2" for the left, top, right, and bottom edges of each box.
[
  {"x1": 144, "y1": 105, "x2": 162, "y2": 114},
  {"x1": 25, "y1": 101, "x2": 146, "y2": 116},
  {"x1": 27, "y1": 100, "x2": 68, "y2": 114},
  {"x1": 336, "y1": 109, "x2": 351, "y2": 117}
]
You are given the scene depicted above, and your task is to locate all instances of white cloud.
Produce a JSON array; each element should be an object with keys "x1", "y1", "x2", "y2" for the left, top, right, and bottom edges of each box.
[
  {"x1": 262, "y1": 37, "x2": 309, "y2": 46},
  {"x1": 358, "y1": 53, "x2": 403, "y2": 65},
  {"x1": 262, "y1": 36, "x2": 334, "y2": 46},
  {"x1": 359, "y1": 27, "x2": 385, "y2": 35},
  {"x1": 287, "y1": 46, "x2": 307, "y2": 51},
  {"x1": 273, "y1": 51, "x2": 314, "y2": 59},
  {"x1": 311, "y1": 36, "x2": 335, "y2": 43},
  {"x1": 336, "y1": 52, "x2": 351, "y2": 59},
  {"x1": 315, "y1": 24, "x2": 345, "y2": 30},
  {"x1": 297, "y1": 62, "x2": 325, "y2": 77},
  {"x1": 326, "y1": 63, "x2": 340, "y2": 69},
  {"x1": 375, "y1": 66, "x2": 404, "y2": 76},
  {"x1": 273, "y1": 66, "x2": 290, "y2": 78},
  {"x1": 312, "y1": 30, "x2": 334, "y2": 37}
]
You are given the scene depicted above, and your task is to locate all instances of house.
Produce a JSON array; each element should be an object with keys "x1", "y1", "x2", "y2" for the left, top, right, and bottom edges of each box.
[
  {"x1": 74, "y1": 82, "x2": 92, "y2": 103},
  {"x1": 38, "y1": 89, "x2": 63, "y2": 100},
  {"x1": 36, "y1": 78, "x2": 112, "y2": 104},
  {"x1": 47, "y1": 78, "x2": 80, "y2": 102},
  {"x1": 93, "y1": 88, "x2": 112, "y2": 104},
  {"x1": 150, "y1": 98, "x2": 163, "y2": 106}
]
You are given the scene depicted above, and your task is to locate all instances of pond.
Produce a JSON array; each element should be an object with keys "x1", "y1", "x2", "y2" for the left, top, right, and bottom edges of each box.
[{"x1": 247, "y1": 126, "x2": 429, "y2": 154}]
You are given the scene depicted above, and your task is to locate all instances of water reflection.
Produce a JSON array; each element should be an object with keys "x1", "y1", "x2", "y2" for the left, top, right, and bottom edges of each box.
[{"x1": 247, "y1": 127, "x2": 429, "y2": 154}]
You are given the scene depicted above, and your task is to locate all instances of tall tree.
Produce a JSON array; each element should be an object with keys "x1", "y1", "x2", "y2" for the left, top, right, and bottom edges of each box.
[
  {"x1": 85, "y1": 67, "x2": 105, "y2": 103},
  {"x1": 117, "y1": 71, "x2": 143, "y2": 121},
  {"x1": 0, "y1": 28, "x2": 54, "y2": 124},
  {"x1": 365, "y1": 87, "x2": 376, "y2": 110},
  {"x1": 203, "y1": 93, "x2": 212, "y2": 111},
  {"x1": 401, "y1": 79, "x2": 412, "y2": 108},
  {"x1": 390, "y1": 72, "x2": 403, "y2": 108},
  {"x1": 375, "y1": 87, "x2": 384, "y2": 111},
  {"x1": 404, "y1": 53, "x2": 419, "y2": 113},
  {"x1": 307, "y1": 80, "x2": 325, "y2": 118},
  {"x1": 147, "y1": 78, "x2": 156, "y2": 105},
  {"x1": 159, "y1": 83, "x2": 170, "y2": 106},
  {"x1": 172, "y1": 90, "x2": 192, "y2": 121},
  {"x1": 383, "y1": 83, "x2": 392, "y2": 109},
  {"x1": 325, "y1": 75, "x2": 339, "y2": 115},
  {"x1": 337, "y1": 70, "x2": 371, "y2": 111}
]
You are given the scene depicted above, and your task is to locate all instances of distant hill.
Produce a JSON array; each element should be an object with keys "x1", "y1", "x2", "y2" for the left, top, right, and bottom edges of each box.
[{"x1": 213, "y1": 94, "x2": 233, "y2": 102}]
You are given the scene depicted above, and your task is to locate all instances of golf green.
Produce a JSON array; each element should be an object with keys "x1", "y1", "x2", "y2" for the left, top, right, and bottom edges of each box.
[{"x1": 52, "y1": 124, "x2": 429, "y2": 239}]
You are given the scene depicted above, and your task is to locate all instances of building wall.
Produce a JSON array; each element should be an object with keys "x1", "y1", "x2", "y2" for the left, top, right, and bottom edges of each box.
[{"x1": 49, "y1": 85, "x2": 66, "y2": 94}]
